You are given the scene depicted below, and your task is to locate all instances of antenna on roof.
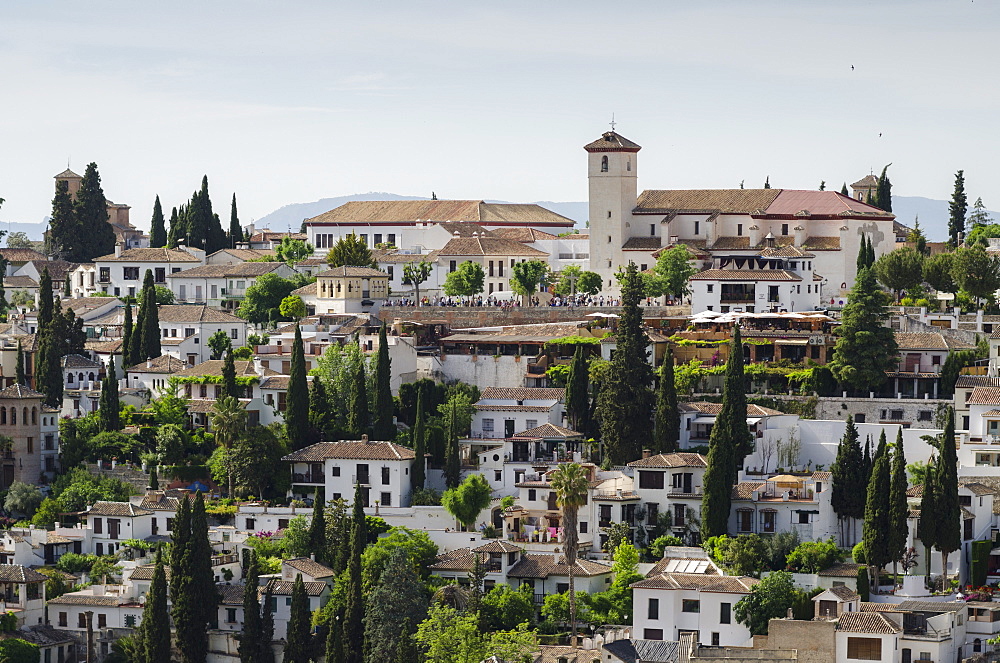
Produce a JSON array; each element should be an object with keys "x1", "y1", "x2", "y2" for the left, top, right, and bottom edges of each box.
[{"x1": 609, "y1": 114, "x2": 616, "y2": 132}]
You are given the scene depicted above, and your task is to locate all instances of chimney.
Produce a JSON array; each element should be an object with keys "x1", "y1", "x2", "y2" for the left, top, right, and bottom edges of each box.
[
  {"x1": 114, "y1": 243, "x2": 122, "y2": 258},
  {"x1": 748, "y1": 225, "x2": 761, "y2": 247},
  {"x1": 362, "y1": 433, "x2": 369, "y2": 443},
  {"x1": 642, "y1": 449, "x2": 651, "y2": 459},
  {"x1": 794, "y1": 225, "x2": 806, "y2": 246}
]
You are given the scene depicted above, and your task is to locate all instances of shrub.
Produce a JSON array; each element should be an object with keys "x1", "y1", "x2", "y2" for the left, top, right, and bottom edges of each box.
[{"x1": 852, "y1": 541, "x2": 866, "y2": 564}]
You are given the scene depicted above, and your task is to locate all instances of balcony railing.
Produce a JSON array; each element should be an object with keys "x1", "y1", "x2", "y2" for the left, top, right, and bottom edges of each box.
[
  {"x1": 353, "y1": 475, "x2": 370, "y2": 486},
  {"x1": 292, "y1": 473, "x2": 324, "y2": 484},
  {"x1": 721, "y1": 295, "x2": 756, "y2": 303}
]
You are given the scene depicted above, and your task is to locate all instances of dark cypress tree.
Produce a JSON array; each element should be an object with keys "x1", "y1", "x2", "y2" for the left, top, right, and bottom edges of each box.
[
  {"x1": 149, "y1": 195, "x2": 167, "y2": 248},
  {"x1": 411, "y1": 388, "x2": 426, "y2": 491},
  {"x1": 828, "y1": 267, "x2": 897, "y2": 395},
  {"x1": 98, "y1": 355, "x2": 121, "y2": 432},
  {"x1": 15, "y1": 341, "x2": 24, "y2": 386},
  {"x1": 856, "y1": 236, "x2": 869, "y2": 272},
  {"x1": 286, "y1": 324, "x2": 311, "y2": 447},
  {"x1": 48, "y1": 179, "x2": 78, "y2": 260},
  {"x1": 142, "y1": 271, "x2": 161, "y2": 360},
  {"x1": 38, "y1": 268, "x2": 54, "y2": 329},
  {"x1": 149, "y1": 465, "x2": 159, "y2": 491},
  {"x1": 936, "y1": 408, "x2": 960, "y2": 581},
  {"x1": 325, "y1": 604, "x2": 344, "y2": 663},
  {"x1": 565, "y1": 346, "x2": 590, "y2": 433},
  {"x1": 75, "y1": 162, "x2": 116, "y2": 262},
  {"x1": 862, "y1": 430, "x2": 891, "y2": 590},
  {"x1": 220, "y1": 351, "x2": 238, "y2": 400},
  {"x1": 229, "y1": 194, "x2": 242, "y2": 247},
  {"x1": 238, "y1": 555, "x2": 261, "y2": 663},
  {"x1": 348, "y1": 361, "x2": 370, "y2": 437},
  {"x1": 129, "y1": 294, "x2": 147, "y2": 367},
  {"x1": 444, "y1": 399, "x2": 461, "y2": 489},
  {"x1": 700, "y1": 327, "x2": 748, "y2": 538},
  {"x1": 35, "y1": 270, "x2": 63, "y2": 407},
  {"x1": 308, "y1": 489, "x2": 327, "y2": 563},
  {"x1": 372, "y1": 324, "x2": 394, "y2": 440},
  {"x1": 140, "y1": 549, "x2": 171, "y2": 663},
  {"x1": 840, "y1": 183, "x2": 849, "y2": 196},
  {"x1": 283, "y1": 575, "x2": 312, "y2": 663},
  {"x1": 888, "y1": 428, "x2": 908, "y2": 580},
  {"x1": 873, "y1": 164, "x2": 892, "y2": 213},
  {"x1": 259, "y1": 590, "x2": 276, "y2": 663},
  {"x1": 344, "y1": 483, "x2": 367, "y2": 663},
  {"x1": 831, "y1": 416, "x2": 865, "y2": 546},
  {"x1": 763, "y1": 176, "x2": 771, "y2": 189},
  {"x1": 170, "y1": 497, "x2": 192, "y2": 609},
  {"x1": 176, "y1": 493, "x2": 216, "y2": 663},
  {"x1": 363, "y1": 547, "x2": 428, "y2": 663},
  {"x1": 653, "y1": 346, "x2": 679, "y2": 453},
  {"x1": 122, "y1": 303, "x2": 133, "y2": 367},
  {"x1": 917, "y1": 459, "x2": 939, "y2": 584},
  {"x1": 595, "y1": 262, "x2": 654, "y2": 464},
  {"x1": 867, "y1": 236, "x2": 876, "y2": 267},
  {"x1": 309, "y1": 378, "x2": 331, "y2": 437},
  {"x1": 949, "y1": 170, "x2": 968, "y2": 248},
  {"x1": 862, "y1": 435, "x2": 873, "y2": 486},
  {"x1": 167, "y1": 206, "x2": 180, "y2": 248}
]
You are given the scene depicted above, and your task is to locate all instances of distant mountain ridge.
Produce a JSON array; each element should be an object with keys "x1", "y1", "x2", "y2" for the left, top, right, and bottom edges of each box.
[{"x1": 257, "y1": 193, "x2": 997, "y2": 243}]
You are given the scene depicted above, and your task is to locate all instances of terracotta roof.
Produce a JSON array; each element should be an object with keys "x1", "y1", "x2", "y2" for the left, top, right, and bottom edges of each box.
[
  {"x1": 156, "y1": 305, "x2": 244, "y2": 323},
  {"x1": 283, "y1": 440, "x2": 415, "y2": 462},
  {"x1": 208, "y1": 248, "x2": 275, "y2": 261},
  {"x1": 811, "y1": 471, "x2": 832, "y2": 481},
  {"x1": 906, "y1": 485, "x2": 923, "y2": 498},
  {"x1": 65, "y1": 296, "x2": 120, "y2": 314},
  {"x1": 429, "y1": 548, "x2": 478, "y2": 572},
  {"x1": 2, "y1": 625, "x2": 76, "y2": 647},
  {"x1": 284, "y1": 557, "x2": 335, "y2": 579},
  {"x1": 261, "y1": 578, "x2": 327, "y2": 597},
  {"x1": 127, "y1": 355, "x2": 188, "y2": 374},
  {"x1": 961, "y1": 481, "x2": 996, "y2": 496},
  {"x1": 760, "y1": 245, "x2": 815, "y2": 258},
  {"x1": 129, "y1": 565, "x2": 172, "y2": 581},
  {"x1": 170, "y1": 359, "x2": 270, "y2": 379},
  {"x1": 0, "y1": 249, "x2": 46, "y2": 263},
  {"x1": 631, "y1": 572, "x2": 758, "y2": 593},
  {"x1": 260, "y1": 376, "x2": 291, "y2": 390},
  {"x1": 765, "y1": 190, "x2": 892, "y2": 218},
  {"x1": 636, "y1": 189, "x2": 780, "y2": 214},
  {"x1": 169, "y1": 262, "x2": 288, "y2": 278},
  {"x1": 474, "y1": 404, "x2": 552, "y2": 413},
  {"x1": 437, "y1": 237, "x2": 548, "y2": 257},
  {"x1": 894, "y1": 332, "x2": 974, "y2": 350},
  {"x1": 507, "y1": 554, "x2": 612, "y2": 579},
  {"x1": 472, "y1": 540, "x2": 523, "y2": 554},
  {"x1": 690, "y1": 268, "x2": 802, "y2": 282},
  {"x1": 30, "y1": 259, "x2": 78, "y2": 280},
  {"x1": 732, "y1": 482, "x2": 766, "y2": 500},
  {"x1": 292, "y1": 282, "x2": 317, "y2": 296},
  {"x1": 512, "y1": 423, "x2": 582, "y2": 439},
  {"x1": 85, "y1": 339, "x2": 124, "y2": 353},
  {"x1": 0, "y1": 565, "x2": 47, "y2": 582},
  {"x1": 802, "y1": 236, "x2": 841, "y2": 250},
  {"x1": 87, "y1": 501, "x2": 152, "y2": 517},
  {"x1": 437, "y1": 222, "x2": 494, "y2": 237},
  {"x1": 827, "y1": 585, "x2": 861, "y2": 601},
  {"x1": 61, "y1": 354, "x2": 102, "y2": 369},
  {"x1": 851, "y1": 175, "x2": 878, "y2": 188},
  {"x1": 836, "y1": 611, "x2": 900, "y2": 634},
  {"x1": 622, "y1": 237, "x2": 662, "y2": 251},
  {"x1": 372, "y1": 249, "x2": 440, "y2": 264},
  {"x1": 818, "y1": 562, "x2": 865, "y2": 577},
  {"x1": 583, "y1": 131, "x2": 642, "y2": 153},
  {"x1": 0, "y1": 384, "x2": 45, "y2": 400},
  {"x1": 306, "y1": 200, "x2": 574, "y2": 228},
  {"x1": 94, "y1": 247, "x2": 201, "y2": 262},
  {"x1": 480, "y1": 387, "x2": 565, "y2": 401},
  {"x1": 47, "y1": 594, "x2": 127, "y2": 606},
  {"x1": 682, "y1": 402, "x2": 785, "y2": 417},
  {"x1": 859, "y1": 601, "x2": 905, "y2": 612},
  {"x1": 627, "y1": 453, "x2": 707, "y2": 469},
  {"x1": 218, "y1": 583, "x2": 245, "y2": 605},
  {"x1": 55, "y1": 169, "x2": 81, "y2": 179},
  {"x1": 315, "y1": 266, "x2": 387, "y2": 278},
  {"x1": 135, "y1": 493, "x2": 181, "y2": 511},
  {"x1": 490, "y1": 227, "x2": 558, "y2": 242},
  {"x1": 3, "y1": 276, "x2": 38, "y2": 289},
  {"x1": 968, "y1": 387, "x2": 1000, "y2": 406}
]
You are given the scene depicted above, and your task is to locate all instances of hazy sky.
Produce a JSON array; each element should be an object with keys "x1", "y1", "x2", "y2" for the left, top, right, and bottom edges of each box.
[{"x1": 2, "y1": 0, "x2": 998, "y2": 230}]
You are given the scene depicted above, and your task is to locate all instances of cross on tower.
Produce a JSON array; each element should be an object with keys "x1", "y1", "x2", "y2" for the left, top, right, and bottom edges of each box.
[{"x1": 609, "y1": 114, "x2": 616, "y2": 132}]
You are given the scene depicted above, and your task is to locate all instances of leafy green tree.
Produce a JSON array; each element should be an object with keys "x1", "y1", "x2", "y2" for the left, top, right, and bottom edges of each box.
[
  {"x1": 230, "y1": 425, "x2": 289, "y2": 500},
  {"x1": 550, "y1": 462, "x2": 589, "y2": 646},
  {"x1": 734, "y1": 571, "x2": 798, "y2": 636},
  {"x1": 364, "y1": 546, "x2": 428, "y2": 663},
  {"x1": 326, "y1": 233, "x2": 376, "y2": 268},
  {"x1": 968, "y1": 196, "x2": 993, "y2": 228},
  {"x1": 283, "y1": 575, "x2": 312, "y2": 663},
  {"x1": 565, "y1": 347, "x2": 590, "y2": 433},
  {"x1": 936, "y1": 408, "x2": 960, "y2": 583},
  {"x1": 951, "y1": 245, "x2": 1000, "y2": 306},
  {"x1": 923, "y1": 252, "x2": 956, "y2": 295},
  {"x1": 361, "y1": 527, "x2": 438, "y2": 590},
  {"x1": 5, "y1": 231, "x2": 30, "y2": 249},
  {"x1": 372, "y1": 324, "x2": 394, "y2": 440},
  {"x1": 653, "y1": 245, "x2": 697, "y2": 300},
  {"x1": 138, "y1": 550, "x2": 171, "y2": 663},
  {"x1": 285, "y1": 325, "x2": 311, "y2": 448},
  {"x1": 831, "y1": 416, "x2": 865, "y2": 546},
  {"x1": 279, "y1": 295, "x2": 306, "y2": 319},
  {"x1": 98, "y1": 355, "x2": 121, "y2": 432},
  {"x1": 149, "y1": 195, "x2": 167, "y2": 248},
  {"x1": 509, "y1": 260, "x2": 549, "y2": 304},
  {"x1": 4, "y1": 481, "x2": 43, "y2": 518},
  {"x1": 588, "y1": 543, "x2": 642, "y2": 624},
  {"x1": 402, "y1": 260, "x2": 433, "y2": 304},
  {"x1": 595, "y1": 263, "x2": 653, "y2": 464},
  {"x1": 948, "y1": 170, "x2": 968, "y2": 248},
  {"x1": 210, "y1": 396, "x2": 247, "y2": 496},
  {"x1": 208, "y1": 330, "x2": 232, "y2": 360},
  {"x1": 415, "y1": 604, "x2": 536, "y2": 663},
  {"x1": 553, "y1": 265, "x2": 602, "y2": 297},
  {"x1": 907, "y1": 218, "x2": 928, "y2": 255},
  {"x1": 228, "y1": 194, "x2": 243, "y2": 246},
  {"x1": 654, "y1": 347, "x2": 679, "y2": 453},
  {"x1": 785, "y1": 539, "x2": 843, "y2": 573},
  {"x1": 442, "y1": 474, "x2": 492, "y2": 530},
  {"x1": 274, "y1": 237, "x2": 314, "y2": 265},
  {"x1": 873, "y1": 247, "x2": 924, "y2": 298},
  {"x1": 889, "y1": 429, "x2": 909, "y2": 580},
  {"x1": 0, "y1": 639, "x2": 39, "y2": 663},
  {"x1": 237, "y1": 273, "x2": 297, "y2": 325},
  {"x1": 443, "y1": 260, "x2": 485, "y2": 298},
  {"x1": 714, "y1": 534, "x2": 768, "y2": 577},
  {"x1": 862, "y1": 431, "x2": 891, "y2": 590},
  {"x1": 828, "y1": 267, "x2": 897, "y2": 393},
  {"x1": 73, "y1": 162, "x2": 116, "y2": 262},
  {"x1": 480, "y1": 584, "x2": 535, "y2": 631}
]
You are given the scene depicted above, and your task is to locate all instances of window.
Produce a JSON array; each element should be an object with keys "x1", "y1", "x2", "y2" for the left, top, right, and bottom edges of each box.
[
  {"x1": 388, "y1": 234, "x2": 396, "y2": 246},
  {"x1": 580, "y1": 521, "x2": 588, "y2": 533},
  {"x1": 482, "y1": 419, "x2": 494, "y2": 432},
  {"x1": 230, "y1": 328, "x2": 239, "y2": 340},
  {"x1": 647, "y1": 598, "x2": 659, "y2": 620},
  {"x1": 855, "y1": 414, "x2": 866, "y2": 424},
  {"x1": 123, "y1": 267, "x2": 140, "y2": 280},
  {"x1": 711, "y1": 633, "x2": 720, "y2": 647},
  {"x1": 720, "y1": 602, "x2": 731, "y2": 624},
  {"x1": 59, "y1": 612, "x2": 67, "y2": 627},
  {"x1": 93, "y1": 518, "x2": 103, "y2": 534},
  {"x1": 638, "y1": 471, "x2": 664, "y2": 490},
  {"x1": 78, "y1": 614, "x2": 87, "y2": 628},
  {"x1": 450, "y1": 261, "x2": 457, "y2": 272},
  {"x1": 960, "y1": 494, "x2": 972, "y2": 506},
  {"x1": 650, "y1": 224, "x2": 655, "y2": 236},
  {"x1": 846, "y1": 637, "x2": 881, "y2": 660},
  {"x1": 495, "y1": 470, "x2": 502, "y2": 482},
  {"x1": 246, "y1": 518, "x2": 255, "y2": 530},
  {"x1": 781, "y1": 223, "x2": 789, "y2": 236},
  {"x1": 737, "y1": 223, "x2": 743, "y2": 236},
  {"x1": 227, "y1": 608, "x2": 237, "y2": 623},
  {"x1": 761, "y1": 510, "x2": 776, "y2": 533},
  {"x1": 381, "y1": 466, "x2": 390, "y2": 485},
  {"x1": 694, "y1": 221, "x2": 700, "y2": 235},
  {"x1": 891, "y1": 410, "x2": 903, "y2": 421},
  {"x1": 707, "y1": 284, "x2": 713, "y2": 293},
  {"x1": 601, "y1": 156, "x2": 608, "y2": 172},
  {"x1": 526, "y1": 420, "x2": 537, "y2": 430},
  {"x1": 154, "y1": 267, "x2": 165, "y2": 283},
  {"x1": 26, "y1": 437, "x2": 32, "y2": 454},
  {"x1": 643, "y1": 629, "x2": 663, "y2": 641},
  {"x1": 374, "y1": 234, "x2": 383, "y2": 245},
  {"x1": 98, "y1": 614, "x2": 107, "y2": 628},
  {"x1": 124, "y1": 614, "x2": 137, "y2": 627},
  {"x1": 965, "y1": 517, "x2": 973, "y2": 540},
  {"x1": 681, "y1": 599, "x2": 700, "y2": 613},
  {"x1": 737, "y1": 510, "x2": 753, "y2": 533},
  {"x1": 528, "y1": 489, "x2": 537, "y2": 502},
  {"x1": 278, "y1": 519, "x2": 289, "y2": 530}
]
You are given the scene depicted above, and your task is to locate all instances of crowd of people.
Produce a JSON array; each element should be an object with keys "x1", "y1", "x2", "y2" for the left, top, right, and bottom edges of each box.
[{"x1": 380, "y1": 294, "x2": 687, "y2": 307}]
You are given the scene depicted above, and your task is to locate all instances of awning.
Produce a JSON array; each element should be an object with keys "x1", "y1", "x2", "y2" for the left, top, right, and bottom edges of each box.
[
  {"x1": 746, "y1": 418, "x2": 762, "y2": 425},
  {"x1": 691, "y1": 416, "x2": 716, "y2": 425},
  {"x1": 794, "y1": 510, "x2": 820, "y2": 515},
  {"x1": 774, "y1": 338, "x2": 808, "y2": 345}
]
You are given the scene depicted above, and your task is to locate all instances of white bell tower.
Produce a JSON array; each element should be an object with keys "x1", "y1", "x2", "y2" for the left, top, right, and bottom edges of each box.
[{"x1": 585, "y1": 129, "x2": 640, "y2": 293}]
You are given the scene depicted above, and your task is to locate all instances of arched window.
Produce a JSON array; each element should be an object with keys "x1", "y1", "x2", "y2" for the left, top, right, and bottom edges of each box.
[
  {"x1": 627, "y1": 158, "x2": 631, "y2": 172},
  {"x1": 600, "y1": 156, "x2": 608, "y2": 172},
  {"x1": 67, "y1": 374, "x2": 74, "y2": 385},
  {"x1": 89, "y1": 373, "x2": 95, "y2": 382},
  {"x1": 23, "y1": 408, "x2": 28, "y2": 424},
  {"x1": 1, "y1": 408, "x2": 6, "y2": 425},
  {"x1": 78, "y1": 373, "x2": 84, "y2": 384},
  {"x1": 31, "y1": 408, "x2": 36, "y2": 425},
  {"x1": 11, "y1": 408, "x2": 16, "y2": 425}
]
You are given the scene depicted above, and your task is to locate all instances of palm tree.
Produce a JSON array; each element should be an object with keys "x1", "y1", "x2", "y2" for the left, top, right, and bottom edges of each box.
[
  {"x1": 210, "y1": 396, "x2": 248, "y2": 497},
  {"x1": 549, "y1": 462, "x2": 590, "y2": 648}
]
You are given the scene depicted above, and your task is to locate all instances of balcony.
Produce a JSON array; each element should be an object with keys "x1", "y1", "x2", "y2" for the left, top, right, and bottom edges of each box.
[
  {"x1": 292, "y1": 472, "x2": 324, "y2": 484},
  {"x1": 352, "y1": 474, "x2": 370, "y2": 486},
  {"x1": 720, "y1": 294, "x2": 756, "y2": 304}
]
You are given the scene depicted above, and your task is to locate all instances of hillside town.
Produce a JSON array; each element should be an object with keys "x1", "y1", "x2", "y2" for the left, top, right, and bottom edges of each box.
[{"x1": 0, "y1": 126, "x2": 998, "y2": 663}]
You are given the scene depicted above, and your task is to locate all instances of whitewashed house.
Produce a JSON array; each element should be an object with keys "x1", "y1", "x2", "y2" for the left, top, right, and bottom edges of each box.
[
  {"x1": 167, "y1": 261, "x2": 297, "y2": 310},
  {"x1": 156, "y1": 305, "x2": 248, "y2": 366},
  {"x1": 92, "y1": 246, "x2": 204, "y2": 299}
]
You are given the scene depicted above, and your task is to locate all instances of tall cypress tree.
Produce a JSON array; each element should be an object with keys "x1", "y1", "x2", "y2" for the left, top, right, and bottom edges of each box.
[
  {"x1": 363, "y1": 547, "x2": 428, "y2": 663},
  {"x1": 344, "y1": 483, "x2": 367, "y2": 663},
  {"x1": 949, "y1": 170, "x2": 968, "y2": 248},
  {"x1": 169, "y1": 497, "x2": 192, "y2": 608},
  {"x1": 862, "y1": 435, "x2": 873, "y2": 486},
  {"x1": 142, "y1": 270, "x2": 161, "y2": 360},
  {"x1": 149, "y1": 195, "x2": 167, "y2": 248},
  {"x1": 98, "y1": 355, "x2": 121, "y2": 432},
  {"x1": 917, "y1": 459, "x2": 939, "y2": 584},
  {"x1": 372, "y1": 324, "x2": 394, "y2": 440},
  {"x1": 238, "y1": 555, "x2": 261, "y2": 663},
  {"x1": 565, "y1": 346, "x2": 590, "y2": 433},
  {"x1": 840, "y1": 182, "x2": 849, "y2": 196},
  {"x1": 221, "y1": 351, "x2": 238, "y2": 399},
  {"x1": 308, "y1": 489, "x2": 326, "y2": 562},
  {"x1": 140, "y1": 549, "x2": 171, "y2": 663},
  {"x1": 167, "y1": 206, "x2": 180, "y2": 248},
  {"x1": 283, "y1": 575, "x2": 312, "y2": 663},
  {"x1": 175, "y1": 492, "x2": 215, "y2": 663},
  {"x1": 122, "y1": 303, "x2": 134, "y2": 367},
  {"x1": 831, "y1": 416, "x2": 865, "y2": 546},
  {"x1": 259, "y1": 590, "x2": 276, "y2": 663},
  {"x1": 873, "y1": 164, "x2": 892, "y2": 213},
  {"x1": 38, "y1": 268, "x2": 54, "y2": 329},
  {"x1": 229, "y1": 194, "x2": 243, "y2": 246},
  {"x1": 309, "y1": 378, "x2": 331, "y2": 436},
  {"x1": 936, "y1": 408, "x2": 960, "y2": 581},
  {"x1": 867, "y1": 236, "x2": 876, "y2": 267},
  {"x1": 595, "y1": 262, "x2": 654, "y2": 464},
  {"x1": 48, "y1": 179, "x2": 78, "y2": 260},
  {"x1": 15, "y1": 341, "x2": 24, "y2": 386},
  {"x1": 700, "y1": 327, "x2": 748, "y2": 538},
  {"x1": 35, "y1": 268, "x2": 63, "y2": 407},
  {"x1": 444, "y1": 399, "x2": 461, "y2": 489},
  {"x1": 862, "y1": 430, "x2": 891, "y2": 590},
  {"x1": 888, "y1": 428, "x2": 909, "y2": 581},
  {"x1": 75, "y1": 162, "x2": 116, "y2": 262},
  {"x1": 653, "y1": 346, "x2": 679, "y2": 453},
  {"x1": 325, "y1": 604, "x2": 344, "y2": 663},
  {"x1": 286, "y1": 324, "x2": 310, "y2": 447},
  {"x1": 348, "y1": 361, "x2": 370, "y2": 437},
  {"x1": 130, "y1": 294, "x2": 147, "y2": 368},
  {"x1": 828, "y1": 267, "x2": 897, "y2": 394},
  {"x1": 411, "y1": 388, "x2": 426, "y2": 491}
]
